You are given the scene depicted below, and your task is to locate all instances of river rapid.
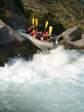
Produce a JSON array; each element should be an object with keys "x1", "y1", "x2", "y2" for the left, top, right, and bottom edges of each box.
[{"x1": 0, "y1": 46, "x2": 84, "y2": 112}]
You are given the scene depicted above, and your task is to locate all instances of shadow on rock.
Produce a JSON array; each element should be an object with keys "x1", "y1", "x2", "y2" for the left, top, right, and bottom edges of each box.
[{"x1": 57, "y1": 26, "x2": 84, "y2": 49}]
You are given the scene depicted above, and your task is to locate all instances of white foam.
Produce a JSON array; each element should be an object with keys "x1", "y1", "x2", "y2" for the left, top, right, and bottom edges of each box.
[{"x1": 0, "y1": 46, "x2": 84, "y2": 85}]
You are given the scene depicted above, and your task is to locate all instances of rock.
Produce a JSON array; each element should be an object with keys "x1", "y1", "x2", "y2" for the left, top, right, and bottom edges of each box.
[
  {"x1": 0, "y1": 0, "x2": 27, "y2": 30},
  {"x1": 67, "y1": 38, "x2": 84, "y2": 49},
  {"x1": 0, "y1": 20, "x2": 23, "y2": 45},
  {"x1": 0, "y1": 20, "x2": 37, "y2": 66},
  {"x1": 57, "y1": 26, "x2": 84, "y2": 49},
  {"x1": 4, "y1": 15, "x2": 27, "y2": 30},
  {"x1": 58, "y1": 26, "x2": 82, "y2": 42},
  {"x1": 82, "y1": 33, "x2": 84, "y2": 39}
]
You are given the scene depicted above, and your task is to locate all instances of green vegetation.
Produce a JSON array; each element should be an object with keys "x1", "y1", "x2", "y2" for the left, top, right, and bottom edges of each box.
[
  {"x1": 0, "y1": 0, "x2": 84, "y2": 31},
  {"x1": 22, "y1": 0, "x2": 84, "y2": 30}
]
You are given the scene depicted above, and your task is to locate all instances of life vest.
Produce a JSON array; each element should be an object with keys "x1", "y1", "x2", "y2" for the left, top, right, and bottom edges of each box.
[
  {"x1": 30, "y1": 30, "x2": 37, "y2": 37},
  {"x1": 26, "y1": 25, "x2": 35, "y2": 34},
  {"x1": 43, "y1": 31, "x2": 49, "y2": 40},
  {"x1": 36, "y1": 32, "x2": 43, "y2": 40}
]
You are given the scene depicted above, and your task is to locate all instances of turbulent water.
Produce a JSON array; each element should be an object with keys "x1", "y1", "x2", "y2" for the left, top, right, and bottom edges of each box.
[{"x1": 0, "y1": 46, "x2": 84, "y2": 112}]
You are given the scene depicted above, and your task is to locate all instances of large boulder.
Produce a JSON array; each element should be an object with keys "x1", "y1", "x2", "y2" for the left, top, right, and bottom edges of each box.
[
  {"x1": 0, "y1": 20, "x2": 23, "y2": 45},
  {"x1": 4, "y1": 14, "x2": 27, "y2": 30},
  {"x1": 57, "y1": 26, "x2": 84, "y2": 49},
  {"x1": 0, "y1": 0, "x2": 27, "y2": 30}
]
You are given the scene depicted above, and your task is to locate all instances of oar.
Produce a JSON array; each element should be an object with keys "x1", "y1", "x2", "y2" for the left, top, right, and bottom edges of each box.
[
  {"x1": 35, "y1": 18, "x2": 38, "y2": 27},
  {"x1": 49, "y1": 26, "x2": 53, "y2": 35},
  {"x1": 45, "y1": 21, "x2": 49, "y2": 29},
  {"x1": 32, "y1": 18, "x2": 35, "y2": 25}
]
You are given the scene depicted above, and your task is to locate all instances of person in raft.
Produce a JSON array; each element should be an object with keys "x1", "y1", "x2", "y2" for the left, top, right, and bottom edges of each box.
[
  {"x1": 26, "y1": 25, "x2": 36, "y2": 34},
  {"x1": 42, "y1": 21, "x2": 53, "y2": 41},
  {"x1": 29, "y1": 18, "x2": 43, "y2": 39},
  {"x1": 26, "y1": 18, "x2": 37, "y2": 34},
  {"x1": 26, "y1": 18, "x2": 53, "y2": 41},
  {"x1": 27, "y1": 18, "x2": 39, "y2": 38}
]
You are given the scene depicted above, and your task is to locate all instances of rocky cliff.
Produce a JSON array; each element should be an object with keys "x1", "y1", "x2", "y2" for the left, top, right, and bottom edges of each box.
[
  {"x1": 0, "y1": 0, "x2": 84, "y2": 33},
  {"x1": 21, "y1": 0, "x2": 84, "y2": 31},
  {"x1": 0, "y1": 0, "x2": 27, "y2": 30}
]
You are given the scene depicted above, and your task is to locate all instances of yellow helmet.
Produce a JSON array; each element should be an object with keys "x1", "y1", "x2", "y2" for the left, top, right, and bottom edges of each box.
[
  {"x1": 35, "y1": 18, "x2": 38, "y2": 27},
  {"x1": 32, "y1": 18, "x2": 35, "y2": 25},
  {"x1": 45, "y1": 21, "x2": 49, "y2": 29},
  {"x1": 49, "y1": 26, "x2": 53, "y2": 35}
]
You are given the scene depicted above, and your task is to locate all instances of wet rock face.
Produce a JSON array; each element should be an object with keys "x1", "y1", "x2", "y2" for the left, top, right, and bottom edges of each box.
[
  {"x1": 0, "y1": 20, "x2": 38, "y2": 66},
  {"x1": 0, "y1": 20, "x2": 23, "y2": 66},
  {"x1": 57, "y1": 26, "x2": 84, "y2": 49},
  {"x1": 4, "y1": 15, "x2": 27, "y2": 30},
  {"x1": 0, "y1": 20, "x2": 24, "y2": 45},
  {"x1": 0, "y1": 0, "x2": 27, "y2": 30},
  {"x1": 58, "y1": 27, "x2": 82, "y2": 42},
  {"x1": 0, "y1": 20, "x2": 15, "y2": 45}
]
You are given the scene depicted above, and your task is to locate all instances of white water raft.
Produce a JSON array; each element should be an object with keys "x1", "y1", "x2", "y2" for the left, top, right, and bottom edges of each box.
[{"x1": 18, "y1": 31, "x2": 57, "y2": 50}]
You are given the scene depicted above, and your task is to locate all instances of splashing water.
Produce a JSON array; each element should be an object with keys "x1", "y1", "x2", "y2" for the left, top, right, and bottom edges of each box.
[{"x1": 0, "y1": 46, "x2": 84, "y2": 112}]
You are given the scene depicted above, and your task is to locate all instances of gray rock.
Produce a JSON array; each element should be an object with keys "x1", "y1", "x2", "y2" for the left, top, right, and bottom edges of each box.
[
  {"x1": 0, "y1": 0, "x2": 27, "y2": 30},
  {"x1": 57, "y1": 26, "x2": 84, "y2": 49},
  {"x1": 82, "y1": 33, "x2": 84, "y2": 39},
  {"x1": 0, "y1": 20, "x2": 23, "y2": 45},
  {"x1": 4, "y1": 15, "x2": 27, "y2": 30}
]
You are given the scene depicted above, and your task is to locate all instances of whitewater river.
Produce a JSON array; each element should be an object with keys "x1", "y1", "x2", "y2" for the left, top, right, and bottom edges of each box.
[{"x1": 0, "y1": 46, "x2": 84, "y2": 112}]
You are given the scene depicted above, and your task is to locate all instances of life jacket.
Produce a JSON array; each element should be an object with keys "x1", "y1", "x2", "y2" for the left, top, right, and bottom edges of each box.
[
  {"x1": 30, "y1": 30, "x2": 37, "y2": 37},
  {"x1": 43, "y1": 31, "x2": 49, "y2": 40},
  {"x1": 36, "y1": 32, "x2": 43, "y2": 40},
  {"x1": 26, "y1": 25, "x2": 35, "y2": 34}
]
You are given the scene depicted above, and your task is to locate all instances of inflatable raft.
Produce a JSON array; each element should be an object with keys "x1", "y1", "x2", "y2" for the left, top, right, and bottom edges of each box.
[{"x1": 18, "y1": 31, "x2": 57, "y2": 50}]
